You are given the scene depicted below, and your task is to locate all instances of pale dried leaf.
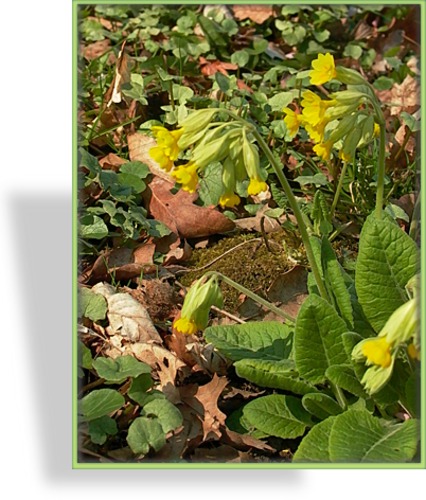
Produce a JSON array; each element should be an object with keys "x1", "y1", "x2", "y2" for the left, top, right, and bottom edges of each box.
[
  {"x1": 186, "y1": 342, "x2": 231, "y2": 376},
  {"x1": 233, "y1": 5, "x2": 275, "y2": 24},
  {"x1": 105, "y1": 292, "x2": 162, "y2": 343}
]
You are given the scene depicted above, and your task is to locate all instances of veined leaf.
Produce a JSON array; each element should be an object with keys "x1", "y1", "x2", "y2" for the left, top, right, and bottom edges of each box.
[
  {"x1": 242, "y1": 394, "x2": 313, "y2": 439},
  {"x1": 295, "y1": 294, "x2": 349, "y2": 384},
  {"x1": 80, "y1": 389, "x2": 125, "y2": 421},
  {"x1": 92, "y1": 355, "x2": 151, "y2": 384},
  {"x1": 204, "y1": 321, "x2": 294, "y2": 362},
  {"x1": 293, "y1": 416, "x2": 336, "y2": 462},
  {"x1": 355, "y1": 214, "x2": 419, "y2": 332},
  {"x1": 235, "y1": 358, "x2": 318, "y2": 395},
  {"x1": 302, "y1": 393, "x2": 343, "y2": 420},
  {"x1": 126, "y1": 417, "x2": 166, "y2": 455}
]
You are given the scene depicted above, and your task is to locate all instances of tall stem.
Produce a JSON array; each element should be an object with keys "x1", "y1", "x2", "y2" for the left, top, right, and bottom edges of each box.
[
  {"x1": 203, "y1": 271, "x2": 296, "y2": 324},
  {"x1": 250, "y1": 129, "x2": 329, "y2": 302},
  {"x1": 330, "y1": 160, "x2": 348, "y2": 217},
  {"x1": 375, "y1": 123, "x2": 386, "y2": 219}
]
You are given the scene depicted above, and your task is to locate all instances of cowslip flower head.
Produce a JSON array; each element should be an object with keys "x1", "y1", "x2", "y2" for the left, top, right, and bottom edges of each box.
[
  {"x1": 309, "y1": 53, "x2": 337, "y2": 85},
  {"x1": 171, "y1": 162, "x2": 199, "y2": 193},
  {"x1": 313, "y1": 140, "x2": 333, "y2": 161},
  {"x1": 219, "y1": 192, "x2": 240, "y2": 208},
  {"x1": 173, "y1": 276, "x2": 223, "y2": 335},
  {"x1": 242, "y1": 128, "x2": 268, "y2": 196},
  {"x1": 248, "y1": 178, "x2": 268, "y2": 196},
  {"x1": 301, "y1": 90, "x2": 335, "y2": 127},
  {"x1": 178, "y1": 108, "x2": 218, "y2": 149},
  {"x1": 220, "y1": 157, "x2": 240, "y2": 208},
  {"x1": 283, "y1": 107, "x2": 303, "y2": 138},
  {"x1": 149, "y1": 126, "x2": 184, "y2": 171}
]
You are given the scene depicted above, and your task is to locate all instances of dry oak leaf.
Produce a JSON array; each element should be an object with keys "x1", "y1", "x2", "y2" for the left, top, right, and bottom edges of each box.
[
  {"x1": 232, "y1": 5, "x2": 275, "y2": 24},
  {"x1": 376, "y1": 74, "x2": 420, "y2": 116},
  {"x1": 98, "y1": 152, "x2": 127, "y2": 172},
  {"x1": 181, "y1": 374, "x2": 228, "y2": 442},
  {"x1": 146, "y1": 176, "x2": 235, "y2": 239},
  {"x1": 199, "y1": 56, "x2": 238, "y2": 76},
  {"x1": 81, "y1": 39, "x2": 112, "y2": 61},
  {"x1": 92, "y1": 284, "x2": 162, "y2": 343}
]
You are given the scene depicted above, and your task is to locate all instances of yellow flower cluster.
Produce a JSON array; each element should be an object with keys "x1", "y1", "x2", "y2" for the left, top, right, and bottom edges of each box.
[
  {"x1": 149, "y1": 110, "x2": 269, "y2": 207},
  {"x1": 283, "y1": 53, "x2": 379, "y2": 163}
]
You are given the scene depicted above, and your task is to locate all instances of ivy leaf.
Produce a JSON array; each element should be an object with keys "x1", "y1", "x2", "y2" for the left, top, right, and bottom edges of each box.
[
  {"x1": 126, "y1": 417, "x2": 166, "y2": 455},
  {"x1": 80, "y1": 389, "x2": 125, "y2": 421},
  {"x1": 79, "y1": 214, "x2": 108, "y2": 240},
  {"x1": 92, "y1": 355, "x2": 151, "y2": 384}
]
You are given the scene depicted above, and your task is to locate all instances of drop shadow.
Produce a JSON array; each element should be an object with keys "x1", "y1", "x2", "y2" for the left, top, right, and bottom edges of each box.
[{"x1": 10, "y1": 192, "x2": 302, "y2": 486}]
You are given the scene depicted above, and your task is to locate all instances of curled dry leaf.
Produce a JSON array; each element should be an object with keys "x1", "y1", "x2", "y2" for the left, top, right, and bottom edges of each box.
[
  {"x1": 91, "y1": 284, "x2": 162, "y2": 343},
  {"x1": 199, "y1": 57, "x2": 238, "y2": 76},
  {"x1": 81, "y1": 39, "x2": 112, "y2": 61},
  {"x1": 232, "y1": 5, "x2": 275, "y2": 24},
  {"x1": 185, "y1": 342, "x2": 231, "y2": 376},
  {"x1": 85, "y1": 244, "x2": 157, "y2": 285},
  {"x1": 376, "y1": 74, "x2": 420, "y2": 116},
  {"x1": 146, "y1": 176, "x2": 235, "y2": 239},
  {"x1": 98, "y1": 152, "x2": 127, "y2": 172}
]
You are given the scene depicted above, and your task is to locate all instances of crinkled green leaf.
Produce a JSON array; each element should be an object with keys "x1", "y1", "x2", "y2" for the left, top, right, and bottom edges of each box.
[
  {"x1": 329, "y1": 410, "x2": 419, "y2": 463},
  {"x1": 78, "y1": 287, "x2": 107, "y2": 322},
  {"x1": 204, "y1": 321, "x2": 294, "y2": 362},
  {"x1": 242, "y1": 394, "x2": 313, "y2": 439},
  {"x1": 295, "y1": 294, "x2": 349, "y2": 384},
  {"x1": 234, "y1": 358, "x2": 318, "y2": 395},
  {"x1": 293, "y1": 416, "x2": 336, "y2": 463},
  {"x1": 355, "y1": 214, "x2": 419, "y2": 332},
  {"x1": 326, "y1": 364, "x2": 368, "y2": 398},
  {"x1": 79, "y1": 214, "x2": 109, "y2": 240},
  {"x1": 302, "y1": 393, "x2": 343, "y2": 420}
]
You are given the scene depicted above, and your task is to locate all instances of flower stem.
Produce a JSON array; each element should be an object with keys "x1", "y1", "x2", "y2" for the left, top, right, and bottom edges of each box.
[
  {"x1": 203, "y1": 271, "x2": 296, "y2": 324},
  {"x1": 330, "y1": 160, "x2": 348, "y2": 218},
  {"x1": 250, "y1": 129, "x2": 330, "y2": 302},
  {"x1": 375, "y1": 123, "x2": 386, "y2": 219}
]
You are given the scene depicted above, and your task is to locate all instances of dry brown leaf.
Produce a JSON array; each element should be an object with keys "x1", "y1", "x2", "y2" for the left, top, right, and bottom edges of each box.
[
  {"x1": 185, "y1": 342, "x2": 231, "y2": 376},
  {"x1": 181, "y1": 374, "x2": 228, "y2": 442},
  {"x1": 190, "y1": 445, "x2": 248, "y2": 463},
  {"x1": 146, "y1": 176, "x2": 235, "y2": 239},
  {"x1": 127, "y1": 133, "x2": 175, "y2": 182},
  {"x1": 98, "y1": 153, "x2": 127, "y2": 172},
  {"x1": 376, "y1": 74, "x2": 420, "y2": 116},
  {"x1": 86, "y1": 245, "x2": 156, "y2": 284},
  {"x1": 221, "y1": 427, "x2": 275, "y2": 453},
  {"x1": 234, "y1": 204, "x2": 281, "y2": 233},
  {"x1": 81, "y1": 39, "x2": 112, "y2": 61},
  {"x1": 232, "y1": 5, "x2": 275, "y2": 24},
  {"x1": 199, "y1": 57, "x2": 238, "y2": 76},
  {"x1": 105, "y1": 41, "x2": 130, "y2": 107}
]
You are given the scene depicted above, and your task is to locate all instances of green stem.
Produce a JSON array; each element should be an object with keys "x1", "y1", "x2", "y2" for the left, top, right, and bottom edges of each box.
[
  {"x1": 250, "y1": 128, "x2": 329, "y2": 302},
  {"x1": 203, "y1": 271, "x2": 296, "y2": 324},
  {"x1": 375, "y1": 123, "x2": 386, "y2": 219},
  {"x1": 330, "y1": 160, "x2": 348, "y2": 218},
  {"x1": 333, "y1": 383, "x2": 347, "y2": 410}
]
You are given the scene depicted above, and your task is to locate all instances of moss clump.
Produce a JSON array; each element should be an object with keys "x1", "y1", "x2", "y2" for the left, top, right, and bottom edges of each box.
[{"x1": 180, "y1": 231, "x2": 306, "y2": 312}]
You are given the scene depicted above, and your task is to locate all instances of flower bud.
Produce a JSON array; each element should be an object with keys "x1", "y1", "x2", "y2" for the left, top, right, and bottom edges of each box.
[
  {"x1": 178, "y1": 109, "x2": 218, "y2": 149},
  {"x1": 326, "y1": 113, "x2": 359, "y2": 144},
  {"x1": 335, "y1": 66, "x2": 368, "y2": 86}
]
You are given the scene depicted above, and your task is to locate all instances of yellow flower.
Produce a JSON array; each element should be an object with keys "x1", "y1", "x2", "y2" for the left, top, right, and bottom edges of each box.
[
  {"x1": 219, "y1": 192, "x2": 240, "y2": 208},
  {"x1": 248, "y1": 178, "x2": 268, "y2": 196},
  {"x1": 304, "y1": 120, "x2": 326, "y2": 144},
  {"x1": 373, "y1": 123, "x2": 380, "y2": 138},
  {"x1": 339, "y1": 149, "x2": 352, "y2": 163},
  {"x1": 310, "y1": 53, "x2": 337, "y2": 85},
  {"x1": 283, "y1": 107, "x2": 302, "y2": 137},
  {"x1": 173, "y1": 316, "x2": 198, "y2": 336},
  {"x1": 149, "y1": 126, "x2": 184, "y2": 171},
  {"x1": 171, "y1": 162, "x2": 199, "y2": 193},
  {"x1": 173, "y1": 276, "x2": 223, "y2": 335},
  {"x1": 313, "y1": 140, "x2": 333, "y2": 161},
  {"x1": 361, "y1": 337, "x2": 392, "y2": 368}
]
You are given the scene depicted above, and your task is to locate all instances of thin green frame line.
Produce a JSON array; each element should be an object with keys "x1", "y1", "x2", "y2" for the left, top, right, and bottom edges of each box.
[{"x1": 72, "y1": 0, "x2": 425, "y2": 469}]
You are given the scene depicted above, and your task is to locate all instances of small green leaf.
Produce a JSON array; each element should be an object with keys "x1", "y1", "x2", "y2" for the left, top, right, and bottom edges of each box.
[
  {"x1": 92, "y1": 356, "x2": 151, "y2": 384},
  {"x1": 198, "y1": 162, "x2": 223, "y2": 206},
  {"x1": 204, "y1": 321, "x2": 294, "y2": 362},
  {"x1": 143, "y1": 399, "x2": 183, "y2": 433},
  {"x1": 120, "y1": 161, "x2": 150, "y2": 179},
  {"x1": 373, "y1": 76, "x2": 394, "y2": 90},
  {"x1": 79, "y1": 214, "x2": 109, "y2": 240},
  {"x1": 88, "y1": 416, "x2": 118, "y2": 445},
  {"x1": 343, "y1": 44, "x2": 363, "y2": 60},
  {"x1": 146, "y1": 219, "x2": 172, "y2": 238},
  {"x1": 80, "y1": 389, "x2": 125, "y2": 421},
  {"x1": 302, "y1": 393, "x2": 343, "y2": 420},
  {"x1": 294, "y1": 173, "x2": 329, "y2": 187},
  {"x1": 243, "y1": 394, "x2": 313, "y2": 439},
  {"x1": 78, "y1": 287, "x2": 107, "y2": 322},
  {"x1": 128, "y1": 373, "x2": 154, "y2": 406},
  {"x1": 268, "y1": 90, "x2": 299, "y2": 111},
  {"x1": 126, "y1": 417, "x2": 166, "y2": 455},
  {"x1": 231, "y1": 50, "x2": 250, "y2": 67},
  {"x1": 78, "y1": 340, "x2": 93, "y2": 370},
  {"x1": 215, "y1": 72, "x2": 230, "y2": 93}
]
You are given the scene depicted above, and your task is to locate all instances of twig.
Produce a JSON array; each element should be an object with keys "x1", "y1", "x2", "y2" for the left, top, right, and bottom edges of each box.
[
  {"x1": 211, "y1": 305, "x2": 246, "y2": 324},
  {"x1": 175, "y1": 238, "x2": 262, "y2": 275}
]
